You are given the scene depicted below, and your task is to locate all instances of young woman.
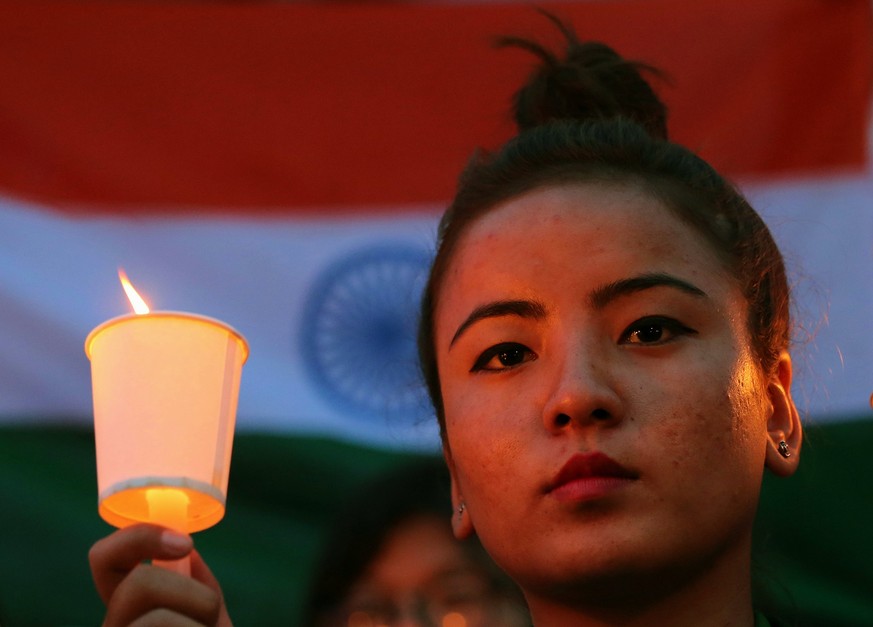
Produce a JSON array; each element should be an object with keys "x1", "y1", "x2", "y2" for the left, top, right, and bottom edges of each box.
[{"x1": 90, "y1": 20, "x2": 802, "y2": 627}]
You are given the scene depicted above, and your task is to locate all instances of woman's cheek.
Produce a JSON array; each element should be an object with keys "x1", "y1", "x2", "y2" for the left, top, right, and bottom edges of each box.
[
  {"x1": 630, "y1": 351, "x2": 737, "y2": 454},
  {"x1": 640, "y1": 351, "x2": 765, "y2": 492},
  {"x1": 445, "y1": 388, "x2": 523, "y2": 451},
  {"x1": 444, "y1": 387, "x2": 533, "y2": 484}
]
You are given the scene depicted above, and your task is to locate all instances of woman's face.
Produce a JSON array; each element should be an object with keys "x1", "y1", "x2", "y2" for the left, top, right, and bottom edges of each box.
[{"x1": 434, "y1": 182, "x2": 780, "y2": 603}]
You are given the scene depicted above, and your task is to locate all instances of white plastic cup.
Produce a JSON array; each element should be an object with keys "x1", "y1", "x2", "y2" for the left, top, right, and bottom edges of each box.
[{"x1": 85, "y1": 312, "x2": 248, "y2": 533}]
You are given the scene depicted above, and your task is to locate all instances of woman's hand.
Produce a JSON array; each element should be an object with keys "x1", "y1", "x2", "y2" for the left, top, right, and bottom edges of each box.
[{"x1": 89, "y1": 524, "x2": 232, "y2": 626}]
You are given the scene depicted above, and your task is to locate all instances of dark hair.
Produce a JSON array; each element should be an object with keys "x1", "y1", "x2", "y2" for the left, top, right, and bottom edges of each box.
[{"x1": 418, "y1": 17, "x2": 790, "y2": 433}]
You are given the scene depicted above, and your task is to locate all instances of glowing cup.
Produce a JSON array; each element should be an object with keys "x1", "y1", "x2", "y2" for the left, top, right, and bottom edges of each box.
[{"x1": 85, "y1": 311, "x2": 248, "y2": 533}]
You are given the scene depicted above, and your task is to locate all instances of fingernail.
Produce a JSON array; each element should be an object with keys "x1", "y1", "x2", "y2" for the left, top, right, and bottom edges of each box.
[{"x1": 160, "y1": 529, "x2": 193, "y2": 554}]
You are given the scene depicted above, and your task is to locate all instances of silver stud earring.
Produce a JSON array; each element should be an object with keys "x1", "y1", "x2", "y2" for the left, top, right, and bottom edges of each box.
[
  {"x1": 457, "y1": 503, "x2": 466, "y2": 516},
  {"x1": 778, "y1": 440, "x2": 791, "y2": 458}
]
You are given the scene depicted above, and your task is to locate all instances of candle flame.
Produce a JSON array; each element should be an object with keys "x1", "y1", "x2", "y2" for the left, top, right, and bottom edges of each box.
[{"x1": 118, "y1": 268, "x2": 150, "y2": 314}]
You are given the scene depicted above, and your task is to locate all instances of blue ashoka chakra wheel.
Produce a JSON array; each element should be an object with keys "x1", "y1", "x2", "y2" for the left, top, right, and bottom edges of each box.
[{"x1": 300, "y1": 245, "x2": 433, "y2": 423}]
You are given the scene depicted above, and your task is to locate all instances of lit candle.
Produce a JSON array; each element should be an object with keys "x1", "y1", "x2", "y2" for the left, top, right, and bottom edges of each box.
[{"x1": 85, "y1": 269, "x2": 249, "y2": 574}]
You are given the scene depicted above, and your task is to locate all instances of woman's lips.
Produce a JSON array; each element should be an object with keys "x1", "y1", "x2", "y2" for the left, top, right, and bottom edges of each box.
[{"x1": 547, "y1": 452, "x2": 638, "y2": 502}]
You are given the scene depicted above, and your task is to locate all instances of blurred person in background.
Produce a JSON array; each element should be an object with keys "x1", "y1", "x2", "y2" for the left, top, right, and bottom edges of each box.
[{"x1": 301, "y1": 457, "x2": 530, "y2": 627}]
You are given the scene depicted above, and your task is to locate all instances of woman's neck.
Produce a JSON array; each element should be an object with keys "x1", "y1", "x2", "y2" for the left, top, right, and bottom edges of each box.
[{"x1": 522, "y1": 537, "x2": 756, "y2": 627}]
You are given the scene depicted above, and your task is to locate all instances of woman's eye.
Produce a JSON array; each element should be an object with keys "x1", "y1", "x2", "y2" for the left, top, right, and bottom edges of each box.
[
  {"x1": 471, "y1": 342, "x2": 536, "y2": 372},
  {"x1": 620, "y1": 317, "x2": 696, "y2": 345}
]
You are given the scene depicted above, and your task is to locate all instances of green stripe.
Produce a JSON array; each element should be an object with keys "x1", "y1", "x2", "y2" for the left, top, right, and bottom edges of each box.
[
  {"x1": 0, "y1": 426, "x2": 426, "y2": 626},
  {"x1": 0, "y1": 418, "x2": 871, "y2": 626},
  {"x1": 752, "y1": 418, "x2": 873, "y2": 627}
]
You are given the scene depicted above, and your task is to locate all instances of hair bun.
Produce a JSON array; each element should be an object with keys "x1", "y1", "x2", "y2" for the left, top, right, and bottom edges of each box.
[{"x1": 499, "y1": 13, "x2": 668, "y2": 140}]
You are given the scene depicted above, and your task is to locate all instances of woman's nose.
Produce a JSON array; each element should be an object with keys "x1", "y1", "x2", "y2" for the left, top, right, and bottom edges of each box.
[{"x1": 542, "y1": 344, "x2": 623, "y2": 433}]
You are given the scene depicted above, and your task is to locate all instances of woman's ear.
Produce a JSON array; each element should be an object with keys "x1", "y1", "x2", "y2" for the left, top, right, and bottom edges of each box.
[
  {"x1": 443, "y1": 447, "x2": 475, "y2": 539},
  {"x1": 764, "y1": 351, "x2": 802, "y2": 477}
]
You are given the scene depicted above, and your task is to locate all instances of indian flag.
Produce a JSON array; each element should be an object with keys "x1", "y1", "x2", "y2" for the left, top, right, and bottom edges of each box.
[{"x1": 0, "y1": 1, "x2": 870, "y2": 625}]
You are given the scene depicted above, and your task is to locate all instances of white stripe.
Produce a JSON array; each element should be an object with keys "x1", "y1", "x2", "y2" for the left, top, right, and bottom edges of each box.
[
  {"x1": 743, "y1": 172, "x2": 873, "y2": 421},
  {"x1": 0, "y1": 196, "x2": 443, "y2": 449},
  {"x1": 0, "y1": 174, "x2": 869, "y2": 449}
]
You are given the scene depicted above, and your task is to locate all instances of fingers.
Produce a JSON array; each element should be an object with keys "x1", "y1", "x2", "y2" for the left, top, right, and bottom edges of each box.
[
  {"x1": 190, "y1": 550, "x2": 233, "y2": 627},
  {"x1": 90, "y1": 524, "x2": 193, "y2": 604},
  {"x1": 90, "y1": 524, "x2": 227, "y2": 626},
  {"x1": 102, "y1": 563, "x2": 221, "y2": 627},
  {"x1": 189, "y1": 550, "x2": 220, "y2": 591}
]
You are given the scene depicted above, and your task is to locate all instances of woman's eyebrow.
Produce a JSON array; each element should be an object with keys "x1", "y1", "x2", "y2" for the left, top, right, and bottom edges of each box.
[
  {"x1": 588, "y1": 272, "x2": 708, "y2": 309},
  {"x1": 450, "y1": 299, "x2": 547, "y2": 347}
]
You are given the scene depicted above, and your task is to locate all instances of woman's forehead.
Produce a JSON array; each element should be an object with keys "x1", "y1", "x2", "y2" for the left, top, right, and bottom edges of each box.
[
  {"x1": 449, "y1": 182, "x2": 719, "y2": 278},
  {"x1": 472, "y1": 181, "x2": 669, "y2": 231},
  {"x1": 434, "y1": 182, "x2": 736, "y2": 330}
]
